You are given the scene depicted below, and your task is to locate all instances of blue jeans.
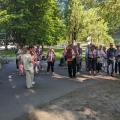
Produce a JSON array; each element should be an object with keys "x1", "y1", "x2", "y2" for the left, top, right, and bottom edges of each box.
[
  {"x1": 76, "y1": 63, "x2": 80, "y2": 72},
  {"x1": 107, "y1": 60, "x2": 115, "y2": 75}
]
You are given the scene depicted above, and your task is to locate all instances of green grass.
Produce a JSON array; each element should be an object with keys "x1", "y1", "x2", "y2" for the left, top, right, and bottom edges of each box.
[{"x1": 0, "y1": 49, "x2": 16, "y2": 57}]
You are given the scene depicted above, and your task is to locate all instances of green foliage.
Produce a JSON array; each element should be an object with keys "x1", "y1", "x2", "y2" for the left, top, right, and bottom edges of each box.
[
  {"x1": 0, "y1": 0, "x2": 119, "y2": 46},
  {"x1": 63, "y1": 0, "x2": 114, "y2": 45},
  {"x1": 0, "y1": 0, "x2": 66, "y2": 45}
]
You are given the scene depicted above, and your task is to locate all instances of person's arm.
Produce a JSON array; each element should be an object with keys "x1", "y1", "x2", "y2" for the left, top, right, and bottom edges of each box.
[
  {"x1": 107, "y1": 49, "x2": 110, "y2": 60},
  {"x1": 28, "y1": 55, "x2": 33, "y2": 63},
  {"x1": 80, "y1": 48, "x2": 82, "y2": 55}
]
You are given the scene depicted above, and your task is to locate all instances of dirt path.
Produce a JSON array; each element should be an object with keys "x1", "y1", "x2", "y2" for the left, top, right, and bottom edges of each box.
[{"x1": 16, "y1": 75, "x2": 120, "y2": 120}]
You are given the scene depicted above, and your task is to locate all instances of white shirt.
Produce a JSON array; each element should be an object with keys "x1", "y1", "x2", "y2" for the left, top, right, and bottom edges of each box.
[{"x1": 22, "y1": 54, "x2": 33, "y2": 70}]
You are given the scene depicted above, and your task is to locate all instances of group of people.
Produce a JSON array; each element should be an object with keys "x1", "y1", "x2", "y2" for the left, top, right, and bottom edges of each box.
[
  {"x1": 1, "y1": 42, "x2": 120, "y2": 87},
  {"x1": 15, "y1": 45, "x2": 56, "y2": 88},
  {"x1": 61, "y1": 43, "x2": 120, "y2": 78}
]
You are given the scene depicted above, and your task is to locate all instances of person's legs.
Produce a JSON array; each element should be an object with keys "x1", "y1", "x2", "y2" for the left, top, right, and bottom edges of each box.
[
  {"x1": 115, "y1": 61, "x2": 118, "y2": 74},
  {"x1": 118, "y1": 62, "x2": 120, "y2": 74},
  {"x1": 93, "y1": 59, "x2": 97, "y2": 75},
  {"x1": 76, "y1": 63, "x2": 80, "y2": 73},
  {"x1": 26, "y1": 70, "x2": 33, "y2": 88},
  {"x1": 72, "y1": 58, "x2": 76, "y2": 77},
  {"x1": 107, "y1": 60, "x2": 110, "y2": 75},
  {"x1": 88, "y1": 59, "x2": 92, "y2": 74},
  {"x1": 68, "y1": 61, "x2": 72, "y2": 77},
  {"x1": 51, "y1": 62, "x2": 54, "y2": 72},
  {"x1": 30, "y1": 69, "x2": 34, "y2": 83},
  {"x1": 111, "y1": 60, "x2": 114, "y2": 76},
  {"x1": 16, "y1": 59, "x2": 19, "y2": 70},
  {"x1": 47, "y1": 62, "x2": 50, "y2": 73},
  {"x1": 79, "y1": 58, "x2": 82, "y2": 71},
  {"x1": 0, "y1": 62, "x2": 2, "y2": 71},
  {"x1": 19, "y1": 64, "x2": 24, "y2": 75}
]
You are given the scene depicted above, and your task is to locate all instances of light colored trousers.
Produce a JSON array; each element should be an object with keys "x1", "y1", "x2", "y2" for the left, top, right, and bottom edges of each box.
[
  {"x1": 25, "y1": 69, "x2": 34, "y2": 88},
  {"x1": 0, "y1": 57, "x2": 2, "y2": 70}
]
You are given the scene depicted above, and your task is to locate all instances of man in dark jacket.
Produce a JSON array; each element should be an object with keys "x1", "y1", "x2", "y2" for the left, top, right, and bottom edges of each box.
[{"x1": 107, "y1": 43, "x2": 116, "y2": 76}]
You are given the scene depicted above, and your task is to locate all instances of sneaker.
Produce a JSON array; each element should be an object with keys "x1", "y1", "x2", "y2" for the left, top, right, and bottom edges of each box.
[
  {"x1": 77, "y1": 72, "x2": 80, "y2": 74},
  {"x1": 36, "y1": 71, "x2": 38, "y2": 73},
  {"x1": 52, "y1": 72, "x2": 55, "y2": 74},
  {"x1": 32, "y1": 81, "x2": 35, "y2": 85},
  {"x1": 111, "y1": 74, "x2": 115, "y2": 77},
  {"x1": 47, "y1": 72, "x2": 49, "y2": 74},
  {"x1": 80, "y1": 69, "x2": 82, "y2": 72}
]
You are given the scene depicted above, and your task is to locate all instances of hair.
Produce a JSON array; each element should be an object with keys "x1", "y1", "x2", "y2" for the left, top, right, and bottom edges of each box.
[{"x1": 29, "y1": 45, "x2": 34, "y2": 49}]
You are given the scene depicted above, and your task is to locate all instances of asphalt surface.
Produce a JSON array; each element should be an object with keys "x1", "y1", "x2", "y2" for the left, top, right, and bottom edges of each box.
[{"x1": 0, "y1": 58, "x2": 99, "y2": 120}]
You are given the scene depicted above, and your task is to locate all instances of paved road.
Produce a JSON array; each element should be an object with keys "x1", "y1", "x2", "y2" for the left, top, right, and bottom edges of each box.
[{"x1": 0, "y1": 58, "x2": 99, "y2": 120}]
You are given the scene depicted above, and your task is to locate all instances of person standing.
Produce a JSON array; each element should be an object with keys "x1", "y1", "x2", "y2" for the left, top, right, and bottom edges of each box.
[
  {"x1": 66, "y1": 44, "x2": 76, "y2": 78},
  {"x1": 107, "y1": 43, "x2": 116, "y2": 77},
  {"x1": 97, "y1": 45, "x2": 103, "y2": 73},
  {"x1": 22, "y1": 47, "x2": 35, "y2": 89},
  {"x1": 16, "y1": 45, "x2": 24, "y2": 71},
  {"x1": 85, "y1": 44, "x2": 90, "y2": 71},
  {"x1": 66, "y1": 44, "x2": 73, "y2": 78},
  {"x1": 115, "y1": 45, "x2": 120, "y2": 75},
  {"x1": 102, "y1": 46, "x2": 107, "y2": 71},
  {"x1": 46, "y1": 47, "x2": 56, "y2": 74},
  {"x1": 72, "y1": 45, "x2": 77, "y2": 77},
  {"x1": 88, "y1": 45, "x2": 97, "y2": 75},
  {"x1": 77, "y1": 43, "x2": 82, "y2": 71},
  {"x1": 15, "y1": 45, "x2": 19, "y2": 71}
]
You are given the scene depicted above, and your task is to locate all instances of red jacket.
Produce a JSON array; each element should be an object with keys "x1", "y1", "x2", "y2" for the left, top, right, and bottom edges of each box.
[{"x1": 66, "y1": 47, "x2": 72, "y2": 61}]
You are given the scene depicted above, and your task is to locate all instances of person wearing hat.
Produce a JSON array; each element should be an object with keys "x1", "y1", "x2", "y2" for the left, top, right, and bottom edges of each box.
[{"x1": 115, "y1": 44, "x2": 120, "y2": 75}]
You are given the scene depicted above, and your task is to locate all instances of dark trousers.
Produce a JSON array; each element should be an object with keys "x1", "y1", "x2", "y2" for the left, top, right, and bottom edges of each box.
[
  {"x1": 68, "y1": 61, "x2": 72, "y2": 77},
  {"x1": 97, "y1": 63, "x2": 102, "y2": 72},
  {"x1": 68, "y1": 58, "x2": 76, "y2": 77},
  {"x1": 72, "y1": 58, "x2": 76, "y2": 77},
  {"x1": 16, "y1": 59, "x2": 19, "y2": 69},
  {"x1": 88, "y1": 58, "x2": 97, "y2": 71},
  {"x1": 107, "y1": 60, "x2": 114, "y2": 75},
  {"x1": 115, "y1": 62, "x2": 120, "y2": 74},
  {"x1": 47, "y1": 62, "x2": 54, "y2": 72}
]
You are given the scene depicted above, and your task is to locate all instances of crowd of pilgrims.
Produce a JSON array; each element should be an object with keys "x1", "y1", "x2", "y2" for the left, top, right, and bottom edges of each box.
[{"x1": 15, "y1": 43, "x2": 120, "y2": 88}]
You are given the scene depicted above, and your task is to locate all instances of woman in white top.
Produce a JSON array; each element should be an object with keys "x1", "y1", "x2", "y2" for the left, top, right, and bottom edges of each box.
[
  {"x1": 97, "y1": 45, "x2": 103, "y2": 73},
  {"x1": 22, "y1": 47, "x2": 34, "y2": 89},
  {"x1": 102, "y1": 46, "x2": 107, "y2": 71}
]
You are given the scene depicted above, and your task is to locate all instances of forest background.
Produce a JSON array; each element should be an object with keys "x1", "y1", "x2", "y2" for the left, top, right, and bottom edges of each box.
[{"x1": 0, "y1": 0, "x2": 120, "y2": 46}]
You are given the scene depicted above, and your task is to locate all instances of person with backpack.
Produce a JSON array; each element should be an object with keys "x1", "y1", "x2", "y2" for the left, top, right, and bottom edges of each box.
[
  {"x1": 46, "y1": 47, "x2": 56, "y2": 74},
  {"x1": 107, "y1": 43, "x2": 116, "y2": 77}
]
